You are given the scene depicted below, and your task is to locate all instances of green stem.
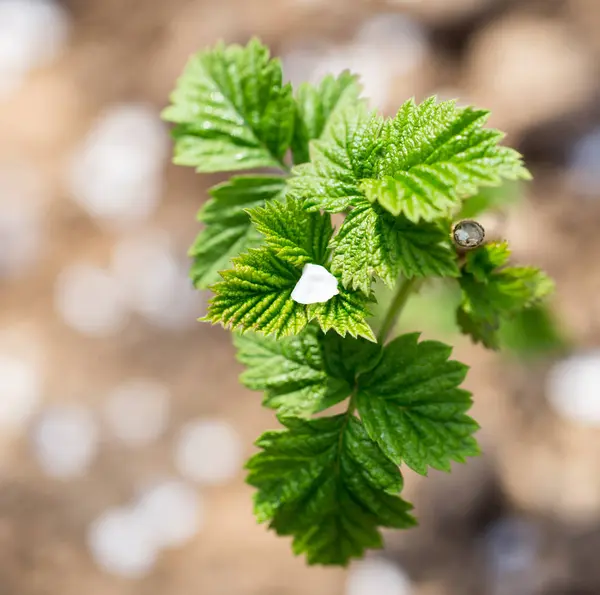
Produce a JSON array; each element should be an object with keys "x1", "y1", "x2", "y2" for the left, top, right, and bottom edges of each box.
[{"x1": 377, "y1": 277, "x2": 420, "y2": 344}]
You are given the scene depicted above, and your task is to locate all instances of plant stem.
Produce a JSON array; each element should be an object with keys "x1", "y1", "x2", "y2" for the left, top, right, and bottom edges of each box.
[{"x1": 377, "y1": 277, "x2": 420, "y2": 343}]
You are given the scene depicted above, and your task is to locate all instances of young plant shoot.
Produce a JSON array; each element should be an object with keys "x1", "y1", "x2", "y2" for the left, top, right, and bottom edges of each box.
[{"x1": 162, "y1": 38, "x2": 553, "y2": 566}]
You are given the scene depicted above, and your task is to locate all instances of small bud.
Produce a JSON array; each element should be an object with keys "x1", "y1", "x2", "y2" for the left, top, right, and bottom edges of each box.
[
  {"x1": 291, "y1": 264, "x2": 339, "y2": 305},
  {"x1": 452, "y1": 219, "x2": 485, "y2": 249}
]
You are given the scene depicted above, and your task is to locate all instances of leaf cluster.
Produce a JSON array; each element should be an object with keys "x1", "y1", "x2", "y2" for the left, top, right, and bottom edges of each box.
[
  {"x1": 239, "y1": 329, "x2": 478, "y2": 564},
  {"x1": 162, "y1": 38, "x2": 554, "y2": 567}
]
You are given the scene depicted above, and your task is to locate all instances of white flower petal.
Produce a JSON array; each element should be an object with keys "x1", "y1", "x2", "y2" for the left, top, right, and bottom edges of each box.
[{"x1": 291, "y1": 263, "x2": 339, "y2": 305}]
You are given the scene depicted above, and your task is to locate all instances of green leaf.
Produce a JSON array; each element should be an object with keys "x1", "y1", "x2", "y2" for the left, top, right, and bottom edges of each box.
[
  {"x1": 457, "y1": 242, "x2": 555, "y2": 349},
  {"x1": 291, "y1": 71, "x2": 363, "y2": 164},
  {"x1": 364, "y1": 98, "x2": 530, "y2": 221},
  {"x1": 205, "y1": 248, "x2": 308, "y2": 337},
  {"x1": 205, "y1": 246, "x2": 375, "y2": 341},
  {"x1": 189, "y1": 176, "x2": 286, "y2": 288},
  {"x1": 330, "y1": 199, "x2": 459, "y2": 293},
  {"x1": 307, "y1": 291, "x2": 376, "y2": 342},
  {"x1": 249, "y1": 197, "x2": 333, "y2": 267},
  {"x1": 290, "y1": 98, "x2": 529, "y2": 224},
  {"x1": 234, "y1": 327, "x2": 351, "y2": 416},
  {"x1": 287, "y1": 97, "x2": 524, "y2": 293},
  {"x1": 320, "y1": 331, "x2": 382, "y2": 383},
  {"x1": 287, "y1": 103, "x2": 384, "y2": 212},
  {"x1": 357, "y1": 333, "x2": 479, "y2": 475},
  {"x1": 246, "y1": 415, "x2": 415, "y2": 566},
  {"x1": 162, "y1": 38, "x2": 294, "y2": 172}
]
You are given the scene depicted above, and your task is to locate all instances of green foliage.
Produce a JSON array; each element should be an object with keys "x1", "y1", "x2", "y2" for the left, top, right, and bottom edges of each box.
[
  {"x1": 164, "y1": 38, "x2": 553, "y2": 567},
  {"x1": 363, "y1": 99, "x2": 530, "y2": 221},
  {"x1": 204, "y1": 200, "x2": 375, "y2": 340},
  {"x1": 249, "y1": 197, "x2": 333, "y2": 267},
  {"x1": 457, "y1": 242, "x2": 554, "y2": 349},
  {"x1": 356, "y1": 333, "x2": 479, "y2": 475},
  {"x1": 234, "y1": 327, "x2": 352, "y2": 416},
  {"x1": 246, "y1": 415, "x2": 416, "y2": 566},
  {"x1": 291, "y1": 71, "x2": 364, "y2": 164},
  {"x1": 189, "y1": 176, "x2": 285, "y2": 288},
  {"x1": 235, "y1": 329, "x2": 383, "y2": 417},
  {"x1": 330, "y1": 200, "x2": 459, "y2": 293},
  {"x1": 162, "y1": 38, "x2": 294, "y2": 172}
]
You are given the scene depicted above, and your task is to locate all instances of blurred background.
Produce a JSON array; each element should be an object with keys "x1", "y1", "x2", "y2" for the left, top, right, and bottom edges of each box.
[{"x1": 1, "y1": 0, "x2": 600, "y2": 594}]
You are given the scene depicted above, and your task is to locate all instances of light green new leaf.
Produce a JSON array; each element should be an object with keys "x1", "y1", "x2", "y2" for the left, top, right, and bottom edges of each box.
[
  {"x1": 206, "y1": 248, "x2": 308, "y2": 337},
  {"x1": 189, "y1": 175, "x2": 286, "y2": 288},
  {"x1": 357, "y1": 333, "x2": 480, "y2": 475},
  {"x1": 291, "y1": 71, "x2": 364, "y2": 164},
  {"x1": 307, "y1": 291, "x2": 376, "y2": 342},
  {"x1": 289, "y1": 97, "x2": 529, "y2": 225},
  {"x1": 234, "y1": 327, "x2": 351, "y2": 416},
  {"x1": 162, "y1": 38, "x2": 294, "y2": 172},
  {"x1": 249, "y1": 197, "x2": 333, "y2": 267},
  {"x1": 246, "y1": 415, "x2": 415, "y2": 566},
  {"x1": 205, "y1": 247, "x2": 375, "y2": 341},
  {"x1": 331, "y1": 199, "x2": 459, "y2": 293},
  {"x1": 457, "y1": 242, "x2": 555, "y2": 349},
  {"x1": 363, "y1": 98, "x2": 530, "y2": 221},
  {"x1": 288, "y1": 103, "x2": 384, "y2": 212}
]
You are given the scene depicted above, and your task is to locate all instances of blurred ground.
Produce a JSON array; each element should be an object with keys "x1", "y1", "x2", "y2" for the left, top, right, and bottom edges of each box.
[{"x1": 1, "y1": 0, "x2": 600, "y2": 594}]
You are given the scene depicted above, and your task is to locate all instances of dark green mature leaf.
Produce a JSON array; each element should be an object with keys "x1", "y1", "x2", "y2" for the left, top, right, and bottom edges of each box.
[
  {"x1": 189, "y1": 176, "x2": 286, "y2": 288},
  {"x1": 246, "y1": 415, "x2": 415, "y2": 565},
  {"x1": 249, "y1": 197, "x2": 333, "y2": 267},
  {"x1": 234, "y1": 327, "x2": 351, "y2": 416},
  {"x1": 162, "y1": 38, "x2": 294, "y2": 172},
  {"x1": 457, "y1": 242, "x2": 555, "y2": 349},
  {"x1": 330, "y1": 198, "x2": 459, "y2": 293},
  {"x1": 205, "y1": 246, "x2": 375, "y2": 340},
  {"x1": 291, "y1": 71, "x2": 364, "y2": 164},
  {"x1": 357, "y1": 333, "x2": 479, "y2": 475}
]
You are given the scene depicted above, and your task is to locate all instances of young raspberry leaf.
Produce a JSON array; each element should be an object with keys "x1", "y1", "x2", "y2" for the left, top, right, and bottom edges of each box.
[
  {"x1": 246, "y1": 415, "x2": 415, "y2": 566},
  {"x1": 290, "y1": 98, "x2": 529, "y2": 224},
  {"x1": 330, "y1": 199, "x2": 459, "y2": 293},
  {"x1": 291, "y1": 71, "x2": 364, "y2": 164},
  {"x1": 320, "y1": 331, "x2": 383, "y2": 383},
  {"x1": 234, "y1": 327, "x2": 352, "y2": 416},
  {"x1": 249, "y1": 197, "x2": 333, "y2": 267},
  {"x1": 288, "y1": 103, "x2": 384, "y2": 212},
  {"x1": 206, "y1": 248, "x2": 308, "y2": 338},
  {"x1": 162, "y1": 38, "x2": 294, "y2": 172},
  {"x1": 356, "y1": 333, "x2": 480, "y2": 475},
  {"x1": 306, "y1": 291, "x2": 375, "y2": 342},
  {"x1": 362, "y1": 98, "x2": 530, "y2": 221},
  {"x1": 205, "y1": 251, "x2": 375, "y2": 341},
  {"x1": 457, "y1": 242, "x2": 555, "y2": 349},
  {"x1": 189, "y1": 176, "x2": 286, "y2": 288}
]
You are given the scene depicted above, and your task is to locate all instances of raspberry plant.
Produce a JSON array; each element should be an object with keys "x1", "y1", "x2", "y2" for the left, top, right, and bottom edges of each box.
[{"x1": 163, "y1": 39, "x2": 553, "y2": 566}]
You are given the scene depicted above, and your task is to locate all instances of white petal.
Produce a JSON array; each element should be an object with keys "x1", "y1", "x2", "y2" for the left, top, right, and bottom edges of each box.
[{"x1": 291, "y1": 264, "x2": 339, "y2": 305}]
